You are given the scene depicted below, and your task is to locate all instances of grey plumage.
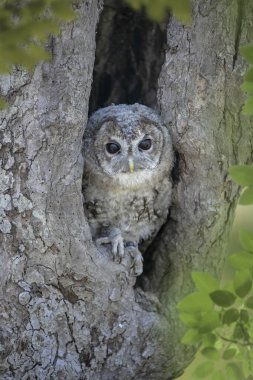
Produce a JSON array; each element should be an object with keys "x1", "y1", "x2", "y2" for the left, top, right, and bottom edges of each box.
[{"x1": 82, "y1": 104, "x2": 173, "y2": 276}]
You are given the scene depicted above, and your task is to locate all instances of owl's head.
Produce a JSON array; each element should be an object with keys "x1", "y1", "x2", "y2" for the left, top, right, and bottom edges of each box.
[{"x1": 84, "y1": 104, "x2": 173, "y2": 185}]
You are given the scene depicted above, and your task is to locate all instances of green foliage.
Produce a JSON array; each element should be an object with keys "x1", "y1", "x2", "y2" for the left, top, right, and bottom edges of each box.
[
  {"x1": 177, "y1": 292, "x2": 213, "y2": 313},
  {"x1": 222, "y1": 308, "x2": 239, "y2": 325},
  {"x1": 239, "y1": 230, "x2": 253, "y2": 252},
  {"x1": 178, "y1": 215, "x2": 253, "y2": 378},
  {"x1": 245, "y1": 296, "x2": 253, "y2": 309},
  {"x1": 192, "y1": 271, "x2": 220, "y2": 292},
  {"x1": 229, "y1": 166, "x2": 253, "y2": 187},
  {"x1": 211, "y1": 372, "x2": 225, "y2": 380},
  {"x1": 193, "y1": 361, "x2": 214, "y2": 379},
  {"x1": 229, "y1": 251, "x2": 253, "y2": 270},
  {"x1": 229, "y1": 165, "x2": 253, "y2": 206},
  {"x1": 209, "y1": 290, "x2": 236, "y2": 307},
  {"x1": 0, "y1": 0, "x2": 75, "y2": 73},
  {"x1": 239, "y1": 187, "x2": 253, "y2": 206},
  {"x1": 201, "y1": 347, "x2": 219, "y2": 361},
  {"x1": 178, "y1": 267, "x2": 253, "y2": 379},
  {"x1": 124, "y1": 0, "x2": 191, "y2": 24},
  {"x1": 234, "y1": 269, "x2": 252, "y2": 298},
  {"x1": 240, "y1": 45, "x2": 253, "y2": 115}
]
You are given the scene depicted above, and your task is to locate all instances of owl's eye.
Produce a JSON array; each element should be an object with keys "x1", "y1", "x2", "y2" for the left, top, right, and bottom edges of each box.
[
  {"x1": 138, "y1": 138, "x2": 152, "y2": 151},
  {"x1": 106, "y1": 142, "x2": 121, "y2": 154}
]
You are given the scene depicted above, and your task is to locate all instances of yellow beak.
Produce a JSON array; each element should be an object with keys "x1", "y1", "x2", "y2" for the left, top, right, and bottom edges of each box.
[{"x1": 129, "y1": 158, "x2": 134, "y2": 173}]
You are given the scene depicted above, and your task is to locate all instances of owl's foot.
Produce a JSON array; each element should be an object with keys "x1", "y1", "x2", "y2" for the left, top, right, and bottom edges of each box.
[
  {"x1": 96, "y1": 227, "x2": 124, "y2": 262},
  {"x1": 126, "y1": 242, "x2": 143, "y2": 276}
]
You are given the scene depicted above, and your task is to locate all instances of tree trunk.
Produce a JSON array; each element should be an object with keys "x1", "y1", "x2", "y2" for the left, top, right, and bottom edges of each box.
[{"x1": 0, "y1": 0, "x2": 253, "y2": 379}]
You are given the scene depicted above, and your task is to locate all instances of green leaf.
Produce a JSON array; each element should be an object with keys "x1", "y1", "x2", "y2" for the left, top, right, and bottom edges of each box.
[
  {"x1": 226, "y1": 363, "x2": 244, "y2": 380},
  {"x1": 240, "y1": 45, "x2": 253, "y2": 64},
  {"x1": 222, "y1": 348, "x2": 237, "y2": 360},
  {"x1": 243, "y1": 355, "x2": 253, "y2": 378},
  {"x1": 222, "y1": 281, "x2": 234, "y2": 293},
  {"x1": 194, "y1": 361, "x2": 214, "y2": 379},
  {"x1": 0, "y1": 0, "x2": 76, "y2": 74},
  {"x1": 181, "y1": 329, "x2": 201, "y2": 345},
  {"x1": 222, "y1": 308, "x2": 239, "y2": 325},
  {"x1": 229, "y1": 251, "x2": 253, "y2": 269},
  {"x1": 179, "y1": 313, "x2": 201, "y2": 328},
  {"x1": 177, "y1": 292, "x2": 213, "y2": 313},
  {"x1": 192, "y1": 272, "x2": 219, "y2": 293},
  {"x1": 239, "y1": 229, "x2": 253, "y2": 252},
  {"x1": 27, "y1": 44, "x2": 50, "y2": 62},
  {"x1": 240, "y1": 309, "x2": 249, "y2": 323},
  {"x1": 198, "y1": 311, "x2": 221, "y2": 333},
  {"x1": 245, "y1": 295, "x2": 253, "y2": 309},
  {"x1": 239, "y1": 187, "x2": 253, "y2": 205},
  {"x1": 243, "y1": 96, "x2": 253, "y2": 115},
  {"x1": 234, "y1": 269, "x2": 252, "y2": 298},
  {"x1": 211, "y1": 371, "x2": 225, "y2": 380},
  {"x1": 241, "y1": 81, "x2": 253, "y2": 93},
  {"x1": 202, "y1": 333, "x2": 217, "y2": 347},
  {"x1": 233, "y1": 323, "x2": 244, "y2": 339},
  {"x1": 229, "y1": 165, "x2": 253, "y2": 186},
  {"x1": 180, "y1": 310, "x2": 220, "y2": 333},
  {"x1": 209, "y1": 290, "x2": 236, "y2": 308},
  {"x1": 201, "y1": 347, "x2": 219, "y2": 361}
]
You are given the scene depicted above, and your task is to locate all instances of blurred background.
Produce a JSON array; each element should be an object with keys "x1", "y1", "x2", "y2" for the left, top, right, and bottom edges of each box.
[{"x1": 178, "y1": 204, "x2": 253, "y2": 379}]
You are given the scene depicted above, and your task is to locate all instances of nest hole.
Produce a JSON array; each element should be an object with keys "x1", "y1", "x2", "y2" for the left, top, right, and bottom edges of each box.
[{"x1": 89, "y1": 0, "x2": 167, "y2": 114}]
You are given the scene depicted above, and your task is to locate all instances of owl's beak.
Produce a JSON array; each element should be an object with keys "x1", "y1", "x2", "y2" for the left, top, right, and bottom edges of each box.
[{"x1": 129, "y1": 158, "x2": 134, "y2": 173}]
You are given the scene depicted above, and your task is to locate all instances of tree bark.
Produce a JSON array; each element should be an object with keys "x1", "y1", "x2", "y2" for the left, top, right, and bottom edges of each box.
[{"x1": 0, "y1": 0, "x2": 253, "y2": 379}]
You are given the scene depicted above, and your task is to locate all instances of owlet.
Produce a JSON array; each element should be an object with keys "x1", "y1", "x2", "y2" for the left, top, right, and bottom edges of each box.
[{"x1": 82, "y1": 104, "x2": 173, "y2": 276}]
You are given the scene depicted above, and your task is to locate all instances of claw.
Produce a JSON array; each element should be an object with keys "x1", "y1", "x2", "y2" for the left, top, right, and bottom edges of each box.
[
  {"x1": 96, "y1": 232, "x2": 143, "y2": 275},
  {"x1": 96, "y1": 236, "x2": 111, "y2": 246},
  {"x1": 132, "y1": 254, "x2": 143, "y2": 276},
  {"x1": 96, "y1": 228, "x2": 125, "y2": 262},
  {"x1": 125, "y1": 242, "x2": 143, "y2": 276},
  {"x1": 112, "y1": 234, "x2": 124, "y2": 261}
]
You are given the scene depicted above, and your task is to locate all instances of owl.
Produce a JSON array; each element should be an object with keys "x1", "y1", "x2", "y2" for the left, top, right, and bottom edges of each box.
[{"x1": 82, "y1": 104, "x2": 173, "y2": 276}]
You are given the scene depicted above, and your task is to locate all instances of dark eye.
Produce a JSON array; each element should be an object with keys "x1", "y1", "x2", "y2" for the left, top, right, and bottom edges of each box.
[
  {"x1": 138, "y1": 138, "x2": 152, "y2": 151},
  {"x1": 106, "y1": 142, "x2": 121, "y2": 154}
]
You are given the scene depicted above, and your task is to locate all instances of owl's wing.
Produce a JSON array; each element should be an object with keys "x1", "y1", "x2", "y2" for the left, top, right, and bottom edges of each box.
[{"x1": 153, "y1": 178, "x2": 172, "y2": 228}]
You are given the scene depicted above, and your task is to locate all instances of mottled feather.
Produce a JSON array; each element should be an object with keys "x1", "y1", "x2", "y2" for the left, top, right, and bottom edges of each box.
[{"x1": 82, "y1": 104, "x2": 173, "y2": 275}]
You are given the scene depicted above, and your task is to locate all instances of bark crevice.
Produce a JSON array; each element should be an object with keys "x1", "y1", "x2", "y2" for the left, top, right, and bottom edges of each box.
[{"x1": 233, "y1": 0, "x2": 244, "y2": 69}]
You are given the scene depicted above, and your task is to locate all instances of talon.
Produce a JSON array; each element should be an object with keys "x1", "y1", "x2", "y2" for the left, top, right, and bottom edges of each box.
[
  {"x1": 95, "y1": 236, "x2": 110, "y2": 246},
  {"x1": 118, "y1": 237, "x2": 124, "y2": 259},
  {"x1": 96, "y1": 228, "x2": 125, "y2": 262},
  {"x1": 112, "y1": 238, "x2": 118, "y2": 260},
  {"x1": 132, "y1": 255, "x2": 143, "y2": 276},
  {"x1": 126, "y1": 243, "x2": 143, "y2": 276},
  {"x1": 111, "y1": 234, "x2": 124, "y2": 261}
]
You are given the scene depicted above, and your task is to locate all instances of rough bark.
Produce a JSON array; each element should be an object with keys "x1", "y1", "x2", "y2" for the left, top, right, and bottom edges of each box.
[{"x1": 0, "y1": 0, "x2": 253, "y2": 379}]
